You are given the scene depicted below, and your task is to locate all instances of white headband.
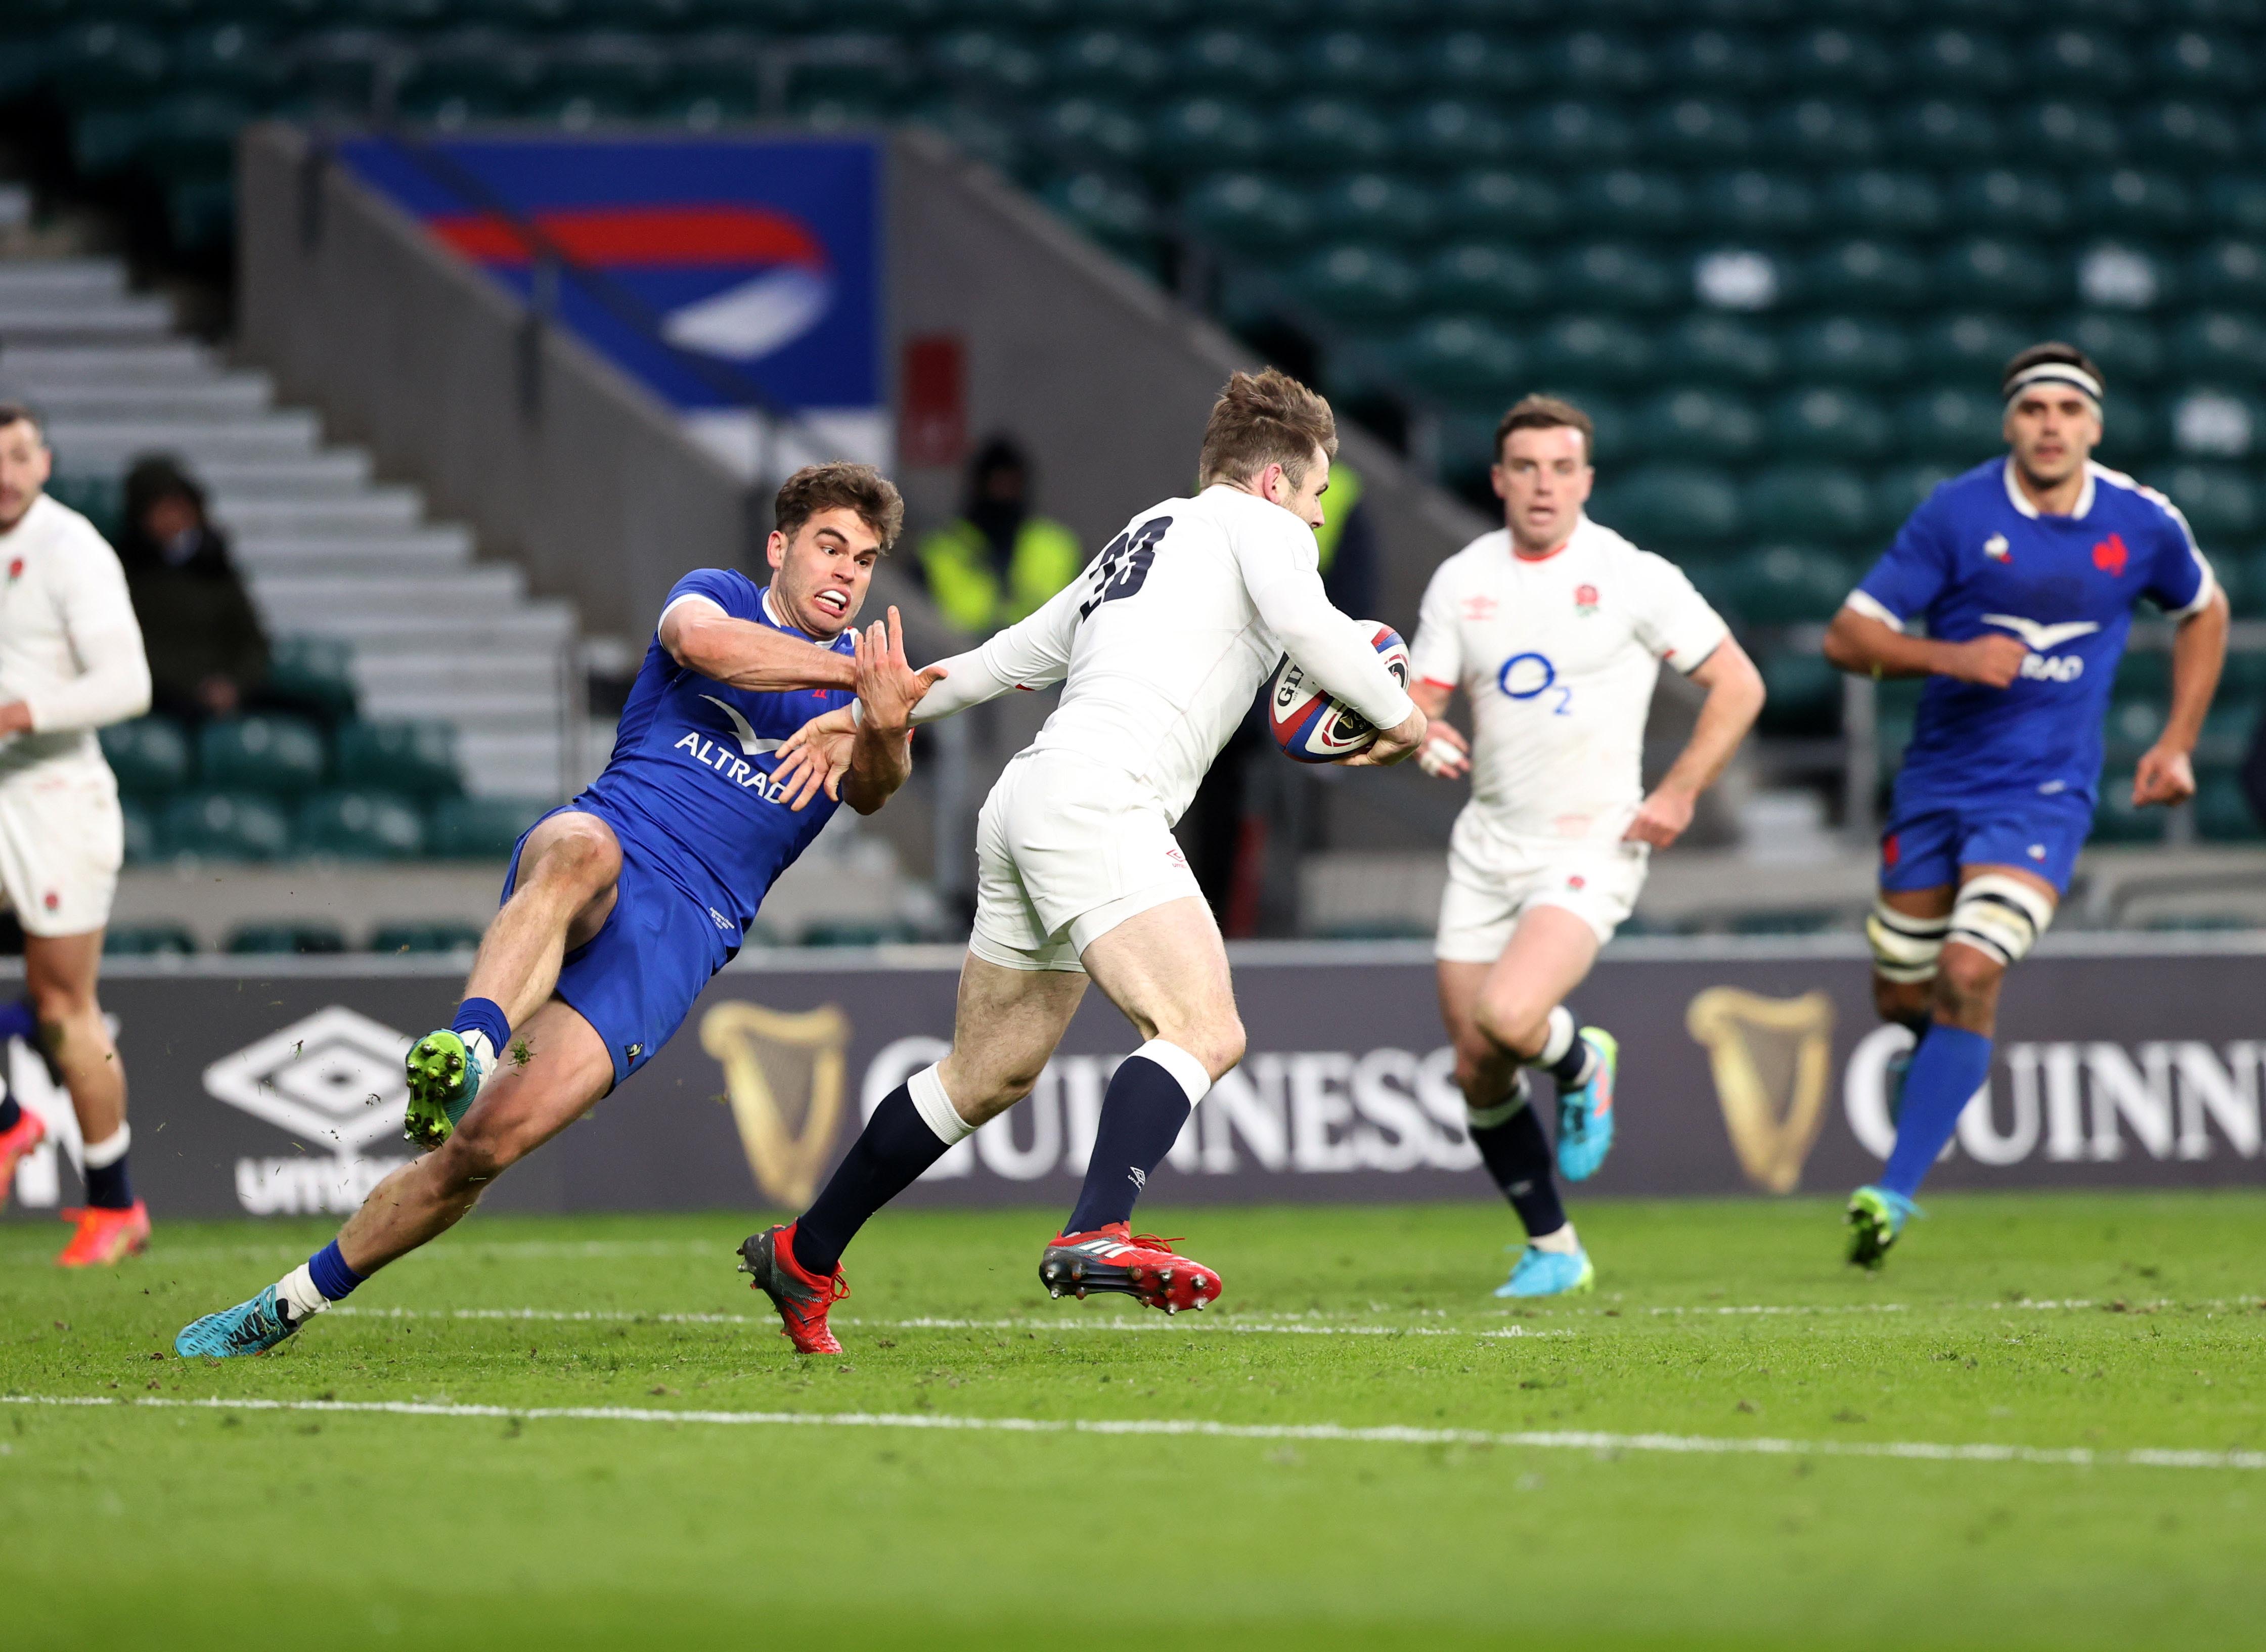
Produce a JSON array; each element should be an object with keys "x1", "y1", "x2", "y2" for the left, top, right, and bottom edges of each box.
[{"x1": 2004, "y1": 363, "x2": 2103, "y2": 408}]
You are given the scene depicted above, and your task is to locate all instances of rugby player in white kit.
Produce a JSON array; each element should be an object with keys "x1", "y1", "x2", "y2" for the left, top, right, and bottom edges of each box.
[
  {"x1": 1410, "y1": 396, "x2": 1762, "y2": 1297},
  {"x1": 0, "y1": 405, "x2": 156, "y2": 1265},
  {"x1": 740, "y1": 370, "x2": 1425, "y2": 1351}
]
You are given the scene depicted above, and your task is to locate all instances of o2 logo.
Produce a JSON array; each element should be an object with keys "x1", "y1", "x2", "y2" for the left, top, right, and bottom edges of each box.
[{"x1": 1499, "y1": 651, "x2": 1572, "y2": 715}]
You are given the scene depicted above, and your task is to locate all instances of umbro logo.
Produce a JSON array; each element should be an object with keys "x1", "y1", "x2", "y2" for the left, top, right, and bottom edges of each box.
[{"x1": 1129, "y1": 1166, "x2": 1147, "y2": 1191}]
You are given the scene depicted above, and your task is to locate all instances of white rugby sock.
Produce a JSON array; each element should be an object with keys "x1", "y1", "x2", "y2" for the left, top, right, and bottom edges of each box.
[
  {"x1": 462, "y1": 1030, "x2": 498, "y2": 1071},
  {"x1": 1530, "y1": 1006, "x2": 1577, "y2": 1068},
  {"x1": 276, "y1": 1264, "x2": 331, "y2": 1324},
  {"x1": 908, "y1": 1063, "x2": 974, "y2": 1146},
  {"x1": 1529, "y1": 1223, "x2": 1581, "y2": 1255}
]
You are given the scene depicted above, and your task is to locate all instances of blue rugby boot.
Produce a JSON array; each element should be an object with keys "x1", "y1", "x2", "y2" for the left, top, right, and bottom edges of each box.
[
  {"x1": 1846, "y1": 1184, "x2": 1922, "y2": 1270},
  {"x1": 403, "y1": 1029, "x2": 486, "y2": 1150},
  {"x1": 1495, "y1": 1243, "x2": 1596, "y2": 1299},
  {"x1": 1555, "y1": 1027, "x2": 1618, "y2": 1182},
  {"x1": 175, "y1": 1285, "x2": 302, "y2": 1358}
]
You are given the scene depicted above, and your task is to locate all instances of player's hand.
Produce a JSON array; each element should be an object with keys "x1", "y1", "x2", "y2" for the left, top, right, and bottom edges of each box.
[
  {"x1": 852, "y1": 606, "x2": 947, "y2": 734},
  {"x1": 0, "y1": 702, "x2": 28, "y2": 737},
  {"x1": 1343, "y1": 704, "x2": 1428, "y2": 768},
  {"x1": 772, "y1": 705, "x2": 859, "y2": 809},
  {"x1": 1945, "y1": 633, "x2": 2030, "y2": 689},
  {"x1": 2132, "y1": 743, "x2": 2197, "y2": 808},
  {"x1": 1415, "y1": 720, "x2": 1471, "y2": 780},
  {"x1": 1623, "y1": 784, "x2": 1698, "y2": 848}
]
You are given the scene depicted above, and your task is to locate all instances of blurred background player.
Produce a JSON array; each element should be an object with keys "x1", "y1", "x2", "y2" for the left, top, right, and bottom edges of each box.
[
  {"x1": 174, "y1": 464, "x2": 931, "y2": 1356},
  {"x1": 0, "y1": 404, "x2": 155, "y2": 1266},
  {"x1": 744, "y1": 369, "x2": 1424, "y2": 1353},
  {"x1": 918, "y1": 435, "x2": 1081, "y2": 638},
  {"x1": 1411, "y1": 396, "x2": 1763, "y2": 1298},
  {"x1": 1824, "y1": 344, "x2": 2227, "y2": 1268}
]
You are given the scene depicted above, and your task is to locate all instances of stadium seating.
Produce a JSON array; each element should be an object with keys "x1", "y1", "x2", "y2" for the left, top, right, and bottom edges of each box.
[{"x1": 15, "y1": 0, "x2": 2266, "y2": 857}]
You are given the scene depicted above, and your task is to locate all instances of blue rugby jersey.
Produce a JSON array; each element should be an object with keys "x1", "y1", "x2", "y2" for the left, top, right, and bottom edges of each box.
[
  {"x1": 1850, "y1": 459, "x2": 2215, "y2": 809},
  {"x1": 579, "y1": 569, "x2": 854, "y2": 933}
]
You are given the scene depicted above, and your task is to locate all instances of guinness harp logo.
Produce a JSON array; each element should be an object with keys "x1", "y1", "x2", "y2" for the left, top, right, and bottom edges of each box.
[
  {"x1": 699, "y1": 1002, "x2": 851, "y2": 1207},
  {"x1": 1685, "y1": 988, "x2": 1835, "y2": 1194}
]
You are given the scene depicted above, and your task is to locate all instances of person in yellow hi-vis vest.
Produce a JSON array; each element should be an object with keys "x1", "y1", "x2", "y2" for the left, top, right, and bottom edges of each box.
[{"x1": 918, "y1": 437, "x2": 1081, "y2": 635}]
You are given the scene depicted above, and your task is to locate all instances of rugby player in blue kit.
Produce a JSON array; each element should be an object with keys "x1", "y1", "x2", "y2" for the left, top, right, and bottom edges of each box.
[
  {"x1": 1824, "y1": 344, "x2": 2228, "y2": 1268},
  {"x1": 177, "y1": 463, "x2": 935, "y2": 1354}
]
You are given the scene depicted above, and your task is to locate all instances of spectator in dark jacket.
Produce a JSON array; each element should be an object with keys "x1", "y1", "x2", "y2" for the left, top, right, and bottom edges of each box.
[{"x1": 115, "y1": 456, "x2": 269, "y2": 722}]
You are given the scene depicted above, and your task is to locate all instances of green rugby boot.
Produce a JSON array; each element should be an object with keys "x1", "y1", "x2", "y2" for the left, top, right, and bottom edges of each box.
[
  {"x1": 403, "y1": 1029, "x2": 486, "y2": 1150},
  {"x1": 1846, "y1": 1184, "x2": 1921, "y2": 1270}
]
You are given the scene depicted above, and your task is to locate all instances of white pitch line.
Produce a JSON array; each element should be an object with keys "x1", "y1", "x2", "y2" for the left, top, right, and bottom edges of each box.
[
  {"x1": 4, "y1": 1393, "x2": 2258, "y2": 1472},
  {"x1": 326, "y1": 1306, "x2": 1574, "y2": 1340}
]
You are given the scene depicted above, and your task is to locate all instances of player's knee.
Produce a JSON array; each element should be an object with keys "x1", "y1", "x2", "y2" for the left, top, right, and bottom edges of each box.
[
  {"x1": 528, "y1": 825, "x2": 620, "y2": 899},
  {"x1": 1471, "y1": 993, "x2": 1546, "y2": 1059},
  {"x1": 1933, "y1": 947, "x2": 2005, "y2": 1019},
  {"x1": 26, "y1": 977, "x2": 94, "y2": 1028},
  {"x1": 1192, "y1": 1016, "x2": 1247, "y2": 1082}
]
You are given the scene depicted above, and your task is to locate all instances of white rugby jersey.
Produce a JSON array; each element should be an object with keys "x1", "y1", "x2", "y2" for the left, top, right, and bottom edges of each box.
[
  {"x1": 915, "y1": 483, "x2": 1412, "y2": 821},
  {"x1": 1409, "y1": 514, "x2": 1726, "y2": 843},
  {"x1": 0, "y1": 493, "x2": 152, "y2": 786}
]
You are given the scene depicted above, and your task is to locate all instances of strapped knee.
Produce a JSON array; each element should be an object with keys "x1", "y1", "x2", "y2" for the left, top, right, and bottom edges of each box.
[
  {"x1": 1947, "y1": 874, "x2": 2055, "y2": 968},
  {"x1": 1867, "y1": 903, "x2": 1949, "y2": 983}
]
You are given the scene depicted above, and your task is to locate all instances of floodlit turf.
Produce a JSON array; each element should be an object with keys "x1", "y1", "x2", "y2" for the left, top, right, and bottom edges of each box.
[{"x1": 5, "y1": 1193, "x2": 2265, "y2": 1651}]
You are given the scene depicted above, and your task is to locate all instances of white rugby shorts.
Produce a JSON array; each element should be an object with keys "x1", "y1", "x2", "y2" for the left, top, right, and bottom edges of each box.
[
  {"x1": 971, "y1": 749, "x2": 1205, "y2": 972},
  {"x1": 0, "y1": 765, "x2": 125, "y2": 937},
  {"x1": 1435, "y1": 812, "x2": 1648, "y2": 960}
]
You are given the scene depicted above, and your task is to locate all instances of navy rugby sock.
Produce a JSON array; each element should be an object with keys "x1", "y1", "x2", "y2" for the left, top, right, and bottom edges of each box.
[
  {"x1": 1880, "y1": 1023, "x2": 1994, "y2": 1199},
  {"x1": 0, "y1": 1095, "x2": 19, "y2": 1134},
  {"x1": 1529, "y1": 1006, "x2": 1596, "y2": 1091},
  {"x1": 1467, "y1": 1083, "x2": 1567, "y2": 1239},
  {"x1": 0, "y1": 998, "x2": 37, "y2": 1047},
  {"x1": 451, "y1": 997, "x2": 511, "y2": 1066},
  {"x1": 80, "y1": 1127, "x2": 133, "y2": 1211},
  {"x1": 1061, "y1": 1043, "x2": 1210, "y2": 1236},
  {"x1": 792, "y1": 1071, "x2": 971, "y2": 1279}
]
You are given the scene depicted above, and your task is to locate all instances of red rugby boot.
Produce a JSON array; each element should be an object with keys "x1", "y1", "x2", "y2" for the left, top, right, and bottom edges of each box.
[
  {"x1": 0, "y1": 1106, "x2": 46, "y2": 1210},
  {"x1": 56, "y1": 1200, "x2": 150, "y2": 1268},
  {"x1": 738, "y1": 1222, "x2": 848, "y2": 1355},
  {"x1": 1040, "y1": 1223, "x2": 1222, "y2": 1314}
]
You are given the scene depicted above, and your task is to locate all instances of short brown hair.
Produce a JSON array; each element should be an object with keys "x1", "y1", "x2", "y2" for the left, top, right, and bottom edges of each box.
[
  {"x1": 773, "y1": 461, "x2": 903, "y2": 551},
  {"x1": 0, "y1": 403, "x2": 43, "y2": 441},
  {"x1": 1495, "y1": 394, "x2": 1594, "y2": 465},
  {"x1": 1197, "y1": 368, "x2": 1338, "y2": 489}
]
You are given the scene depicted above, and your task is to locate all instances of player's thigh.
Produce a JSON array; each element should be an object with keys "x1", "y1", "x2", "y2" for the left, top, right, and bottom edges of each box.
[
  {"x1": 941, "y1": 950, "x2": 1089, "y2": 1121},
  {"x1": 1077, "y1": 895, "x2": 1243, "y2": 1077},
  {"x1": 1880, "y1": 884, "x2": 1956, "y2": 918},
  {"x1": 1473, "y1": 904, "x2": 1601, "y2": 1052},
  {"x1": 443, "y1": 998, "x2": 616, "y2": 1177}
]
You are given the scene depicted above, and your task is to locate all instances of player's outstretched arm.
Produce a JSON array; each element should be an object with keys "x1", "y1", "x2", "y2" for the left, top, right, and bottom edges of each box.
[
  {"x1": 2135, "y1": 586, "x2": 2230, "y2": 808},
  {"x1": 662, "y1": 601, "x2": 859, "y2": 693},
  {"x1": 1821, "y1": 605, "x2": 2029, "y2": 688},
  {"x1": 1624, "y1": 637, "x2": 1766, "y2": 849}
]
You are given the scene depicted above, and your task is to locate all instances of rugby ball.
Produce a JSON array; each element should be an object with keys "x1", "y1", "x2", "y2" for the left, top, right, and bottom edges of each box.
[{"x1": 1267, "y1": 622, "x2": 1410, "y2": 764}]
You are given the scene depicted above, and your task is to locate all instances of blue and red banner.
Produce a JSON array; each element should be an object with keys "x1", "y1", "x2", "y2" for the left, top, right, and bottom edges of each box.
[{"x1": 340, "y1": 136, "x2": 880, "y2": 422}]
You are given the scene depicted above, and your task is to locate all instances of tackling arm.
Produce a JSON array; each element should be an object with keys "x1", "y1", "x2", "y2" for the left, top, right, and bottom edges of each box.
[
  {"x1": 661, "y1": 600, "x2": 858, "y2": 693},
  {"x1": 2134, "y1": 586, "x2": 2230, "y2": 808},
  {"x1": 1623, "y1": 637, "x2": 1766, "y2": 849}
]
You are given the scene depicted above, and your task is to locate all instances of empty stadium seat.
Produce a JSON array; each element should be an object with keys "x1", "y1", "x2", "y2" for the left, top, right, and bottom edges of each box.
[
  {"x1": 264, "y1": 635, "x2": 360, "y2": 724},
  {"x1": 1313, "y1": 173, "x2": 1435, "y2": 243},
  {"x1": 1727, "y1": 546, "x2": 1855, "y2": 628},
  {"x1": 1658, "y1": 314, "x2": 1779, "y2": 385},
  {"x1": 226, "y1": 921, "x2": 348, "y2": 955},
  {"x1": 2195, "y1": 768, "x2": 2263, "y2": 841},
  {"x1": 370, "y1": 921, "x2": 487, "y2": 956},
  {"x1": 1643, "y1": 97, "x2": 1751, "y2": 163},
  {"x1": 1757, "y1": 649, "x2": 1844, "y2": 737},
  {"x1": 427, "y1": 795, "x2": 548, "y2": 860},
  {"x1": 2192, "y1": 240, "x2": 2266, "y2": 307},
  {"x1": 1764, "y1": 99, "x2": 1878, "y2": 165},
  {"x1": 1392, "y1": 316, "x2": 1521, "y2": 400},
  {"x1": 1398, "y1": 100, "x2": 1513, "y2": 168},
  {"x1": 2092, "y1": 773, "x2": 2167, "y2": 843},
  {"x1": 1040, "y1": 172, "x2": 1153, "y2": 261},
  {"x1": 1657, "y1": 26, "x2": 1769, "y2": 94},
  {"x1": 199, "y1": 715, "x2": 327, "y2": 796},
  {"x1": 2032, "y1": 26, "x2": 2132, "y2": 95},
  {"x1": 2167, "y1": 387, "x2": 2264, "y2": 460},
  {"x1": 120, "y1": 797, "x2": 158, "y2": 866},
  {"x1": 162, "y1": 792, "x2": 292, "y2": 861},
  {"x1": 1531, "y1": 315, "x2": 1653, "y2": 387},
  {"x1": 2150, "y1": 465, "x2": 2257, "y2": 540},
  {"x1": 1899, "y1": 387, "x2": 2007, "y2": 464},
  {"x1": 1771, "y1": 388, "x2": 1893, "y2": 462},
  {"x1": 2080, "y1": 168, "x2": 2196, "y2": 237},
  {"x1": 1524, "y1": 100, "x2": 1633, "y2": 163},
  {"x1": 1292, "y1": 243, "x2": 1420, "y2": 323},
  {"x1": 1825, "y1": 169, "x2": 1942, "y2": 240},
  {"x1": 1176, "y1": 28, "x2": 1284, "y2": 93},
  {"x1": 1413, "y1": 29, "x2": 1531, "y2": 96},
  {"x1": 1300, "y1": 29, "x2": 1407, "y2": 95},
  {"x1": 297, "y1": 791, "x2": 429, "y2": 860},
  {"x1": 1953, "y1": 170, "x2": 2071, "y2": 238},
  {"x1": 1907, "y1": 26, "x2": 2017, "y2": 95},
  {"x1": 2208, "y1": 175, "x2": 2266, "y2": 237},
  {"x1": 1179, "y1": 172, "x2": 1310, "y2": 252},
  {"x1": 1704, "y1": 170, "x2": 1816, "y2": 238},
  {"x1": 1553, "y1": 244, "x2": 1678, "y2": 314},
  {"x1": 1571, "y1": 170, "x2": 1689, "y2": 238},
  {"x1": 1889, "y1": 99, "x2": 1999, "y2": 166},
  {"x1": 104, "y1": 922, "x2": 199, "y2": 958},
  {"x1": 1781, "y1": 27, "x2": 1894, "y2": 93},
  {"x1": 1873, "y1": 463, "x2": 1958, "y2": 528},
  {"x1": 1805, "y1": 241, "x2": 1929, "y2": 311},
  {"x1": 335, "y1": 721, "x2": 462, "y2": 795},
  {"x1": 1050, "y1": 27, "x2": 1166, "y2": 95},
  {"x1": 1033, "y1": 98, "x2": 1147, "y2": 170},
  {"x1": 2127, "y1": 99, "x2": 2241, "y2": 166},
  {"x1": 2062, "y1": 312, "x2": 2166, "y2": 386},
  {"x1": 1786, "y1": 316, "x2": 1909, "y2": 385},
  {"x1": 1599, "y1": 466, "x2": 1742, "y2": 549},
  {"x1": 1148, "y1": 97, "x2": 1270, "y2": 175},
  {"x1": 1444, "y1": 170, "x2": 1562, "y2": 237},
  {"x1": 1274, "y1": 98, "x2": 1394, "y2": 174},
  {"x1": 100, "y1": 716, "x2": 194, "y2": 795},
  {"x1": 2173, "y1": 312, "x2": 2266, "y2": 383},
  {"x1": 1635, "y1": 388, "x2": 1762, "y2": 466},
  {"x1": 2011, "y1": 99, "x2": 2123, "y2": 165},
  {"x1": 1746, "y1": 466, "x2": 1874, "y2": 545},
  {"x1": 1421, "y1": 243, "x2": 1546, "y2": 316}
]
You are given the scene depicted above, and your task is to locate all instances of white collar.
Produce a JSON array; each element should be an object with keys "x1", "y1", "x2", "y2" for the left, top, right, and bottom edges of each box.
[
  {"x1": 2002, "y1": 457, "x2": 2094, "y2": 521},
  {"x1": 761, "y1": 583, "x2": 827, "y2": 642}
]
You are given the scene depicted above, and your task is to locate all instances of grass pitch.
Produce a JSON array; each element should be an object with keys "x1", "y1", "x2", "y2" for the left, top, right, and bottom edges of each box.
[{"x1": 5, "y1": 1193, "x2": 2264, "y2": 1651}]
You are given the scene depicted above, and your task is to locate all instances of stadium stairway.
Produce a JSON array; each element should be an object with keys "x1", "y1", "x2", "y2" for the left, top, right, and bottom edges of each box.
[{"x1": 0, "y1": 254, "x2": 581, "y2": 801}]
